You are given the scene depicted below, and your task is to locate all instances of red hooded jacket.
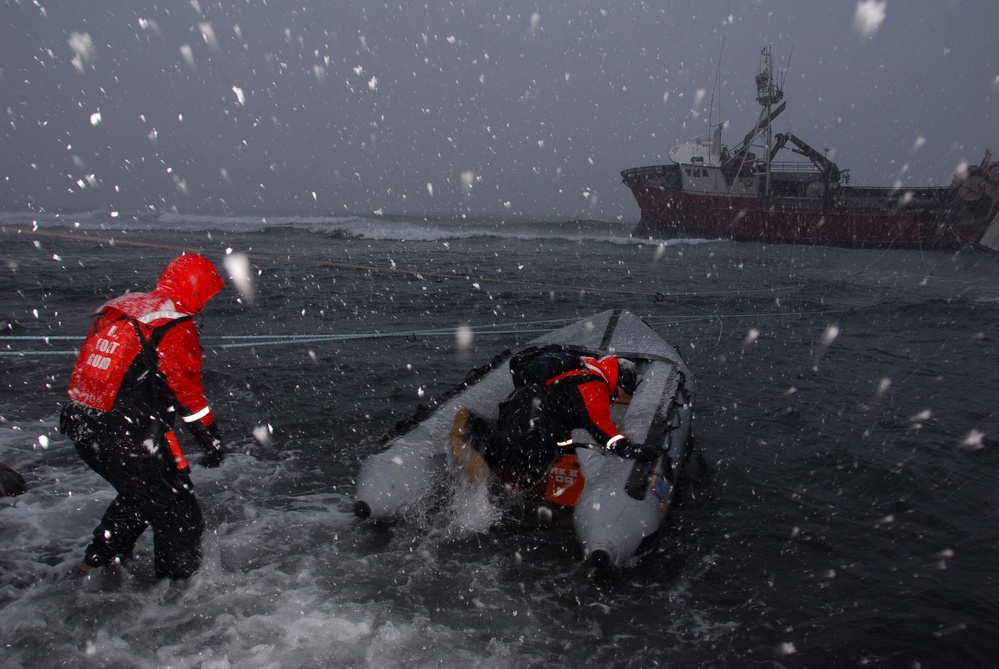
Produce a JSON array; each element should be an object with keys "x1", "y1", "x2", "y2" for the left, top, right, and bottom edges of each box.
[
  {"x1": 544, "y1": 355, "x2": 628, "y2": 449},
  {"x1": 67, "y1": 254, "x2": 224, "y2": 467}
]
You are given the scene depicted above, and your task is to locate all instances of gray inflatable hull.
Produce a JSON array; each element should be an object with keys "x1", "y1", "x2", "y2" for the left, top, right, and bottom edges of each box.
[{"x1": 353, "y1": 309, "x2": 695, "y2": 568}]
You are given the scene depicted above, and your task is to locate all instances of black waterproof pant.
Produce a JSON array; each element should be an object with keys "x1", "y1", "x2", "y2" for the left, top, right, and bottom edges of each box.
[
  {"x1": 467, "y1": 385, "x2": 560, "y2": 486},
  {"x1": 61, "y1": 404, "x2": 205, "y2": 580}
]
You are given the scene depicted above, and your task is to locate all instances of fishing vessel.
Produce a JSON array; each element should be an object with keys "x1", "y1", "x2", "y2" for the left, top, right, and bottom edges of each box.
[
  {"x1": 353, "y1": 310, "x2": 695, "y2": 569},
  {"x1": 622, "y1": 46, "x2": 999, "y2": 251}
]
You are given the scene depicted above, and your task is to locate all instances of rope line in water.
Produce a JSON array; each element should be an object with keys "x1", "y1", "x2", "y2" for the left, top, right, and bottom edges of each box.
[
  {"x1": 0, "y1": 320, "x2": 586, "y2": 355},
  {"x1": 0, "y1": 317, "x2": 580, "y2": 355},
  {"x1": 0, "y1": 302, "x2": 883, "y2": 357},
  {"x1": 1, "y1": 225, "x2": 808, "y2": 301}
]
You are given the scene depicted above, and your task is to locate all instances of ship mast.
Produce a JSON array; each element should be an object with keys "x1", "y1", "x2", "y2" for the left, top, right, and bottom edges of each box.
[
  {"x1": 708, "y1": 38, "x2": 725, "y2": 164},
  {"x1": 755, "y1": 44, "x2": 784, "y2": 197}
]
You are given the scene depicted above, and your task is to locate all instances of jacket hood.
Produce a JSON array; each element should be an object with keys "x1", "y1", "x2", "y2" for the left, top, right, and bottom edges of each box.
[
  {"x1": 585, "y1": 355, "x2": 620, "y2": 394},
  {"x1": 154, "y1": 254, "x2": 224, "y2": 315}
]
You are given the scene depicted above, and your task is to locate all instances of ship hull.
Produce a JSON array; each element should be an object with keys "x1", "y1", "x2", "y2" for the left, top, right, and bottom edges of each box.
[{"x1": 625, "y1": 169, "x2": 992, "y2": 251}]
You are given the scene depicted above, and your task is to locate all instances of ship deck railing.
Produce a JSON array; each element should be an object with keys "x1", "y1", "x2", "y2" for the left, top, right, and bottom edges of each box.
[{"x1": 769, "y1": 160, "x2": 823, "y2": 181}]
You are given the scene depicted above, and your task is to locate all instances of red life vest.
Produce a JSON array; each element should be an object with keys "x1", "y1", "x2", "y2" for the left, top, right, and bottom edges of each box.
[
  {"x1": 67, "y1": 309, "x2": 188, "y2": 412},
  {"x1": 69, "y1": 315, "x2": 143, "y2": 411},
  {"x1": 68, "y1": 253, "x2": 223, "y2": 421}
]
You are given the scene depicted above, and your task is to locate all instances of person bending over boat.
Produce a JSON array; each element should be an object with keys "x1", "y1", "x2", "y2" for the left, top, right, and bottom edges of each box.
[
  {"x1": 450, "y1": 348, "x2": 656, "y2": 489},
  {"x1": 60, "y1": 254, "x2": 227, "y2": 580}
]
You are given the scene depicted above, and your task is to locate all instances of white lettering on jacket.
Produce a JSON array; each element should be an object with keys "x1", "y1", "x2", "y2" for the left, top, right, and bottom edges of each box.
[
  {"x1": 84, "y1": 334, "x2": 123, "y2": 371},
  {"x1": 85, "y1": 352, "x2": 113, "y2": 370}
]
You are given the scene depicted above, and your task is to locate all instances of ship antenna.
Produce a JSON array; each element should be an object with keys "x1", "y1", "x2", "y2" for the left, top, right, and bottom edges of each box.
[
  {"x1": 781, "y1": 45, "x2": 794, "y2": 89},
  {"x1": 708, "y1": 37, "x2": 725, "y2": 159}
]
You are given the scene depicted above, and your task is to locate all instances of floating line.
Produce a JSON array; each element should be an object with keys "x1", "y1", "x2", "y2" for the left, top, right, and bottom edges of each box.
[
  {"x1": 1, "y1": 303, "x2": 884, "y2": 357},
  {"x1": 1, "y1": 225, "x2": 808, "y2": 302}
]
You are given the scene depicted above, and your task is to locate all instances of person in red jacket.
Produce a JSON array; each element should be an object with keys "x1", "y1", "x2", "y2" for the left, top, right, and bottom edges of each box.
[
  {"x1": 60, "y1": 254, "x2": 226, "y2": 580},
  {"x1": 452, "y1": 350, "x2": 655, "y2": 487}
]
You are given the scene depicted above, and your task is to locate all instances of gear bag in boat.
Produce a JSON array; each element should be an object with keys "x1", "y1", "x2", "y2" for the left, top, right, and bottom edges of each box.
[{"x1": 509, "y1": 345, "x2": 583, "y2": 388}]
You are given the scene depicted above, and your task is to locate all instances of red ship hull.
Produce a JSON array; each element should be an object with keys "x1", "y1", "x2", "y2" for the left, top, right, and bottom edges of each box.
[{"x1": 624, "y1": 169, "x2": 992, "y2": 251}]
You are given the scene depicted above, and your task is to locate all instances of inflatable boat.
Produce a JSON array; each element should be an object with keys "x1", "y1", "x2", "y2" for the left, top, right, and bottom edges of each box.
[{"x1": 353, "y1": 309, "x2": 695, "y2": 568}]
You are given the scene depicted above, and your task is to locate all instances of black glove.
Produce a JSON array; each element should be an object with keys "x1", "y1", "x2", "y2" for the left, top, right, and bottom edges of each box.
[
  {"x1": 191, "y1": 420, "x2": 226, "y2": 468},
  {"x1": 615, "y1": 440, "x2": 660, "y2": 462}
]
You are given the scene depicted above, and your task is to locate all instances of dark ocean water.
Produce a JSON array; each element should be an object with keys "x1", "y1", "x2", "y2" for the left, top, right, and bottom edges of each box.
[{"x1": 2, "y1": 211, "x2": 998, "y2": 668}]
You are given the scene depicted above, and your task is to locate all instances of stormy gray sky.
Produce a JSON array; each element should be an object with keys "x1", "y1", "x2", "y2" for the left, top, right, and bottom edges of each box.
[{"x1": 1, "y1": 0, "x2": 996, "y2": 222}]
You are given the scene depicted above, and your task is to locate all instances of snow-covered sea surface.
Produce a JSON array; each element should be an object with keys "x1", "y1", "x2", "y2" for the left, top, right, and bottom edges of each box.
[{"x1": 2, "y1": 211, "x2": 998, "y2": 667}]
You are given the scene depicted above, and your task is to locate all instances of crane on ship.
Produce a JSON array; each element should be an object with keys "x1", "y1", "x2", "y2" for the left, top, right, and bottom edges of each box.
[{"x1": 770, "y1": 132, "x2": 842, "y2": 185}]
